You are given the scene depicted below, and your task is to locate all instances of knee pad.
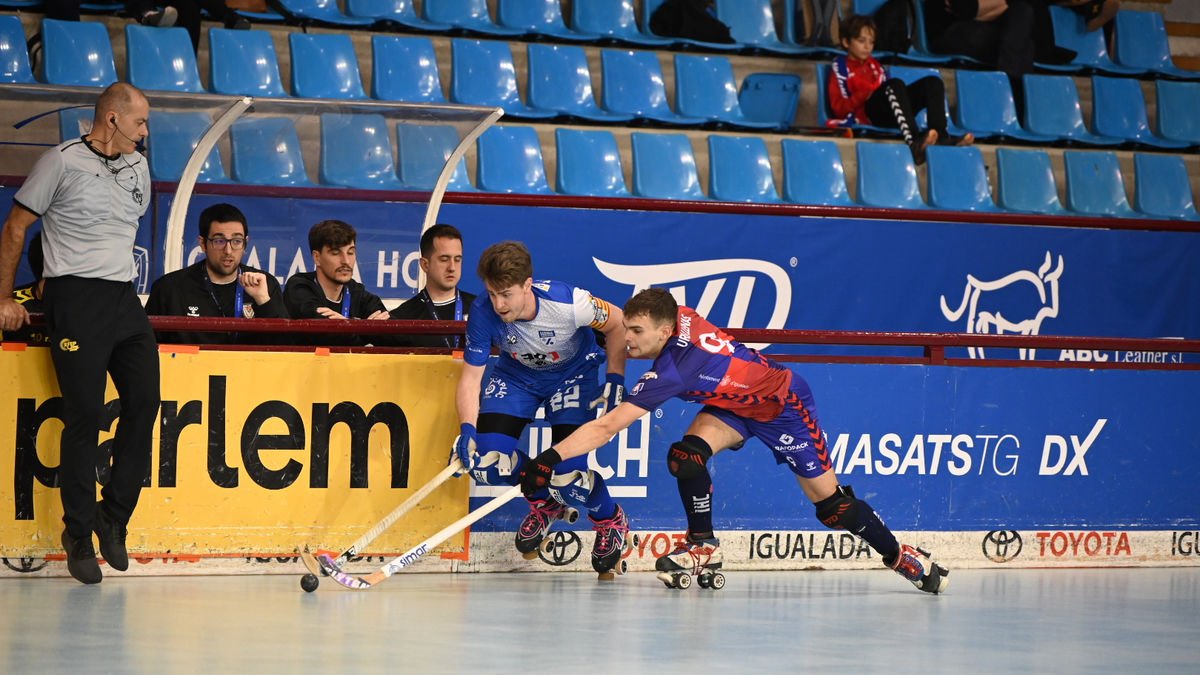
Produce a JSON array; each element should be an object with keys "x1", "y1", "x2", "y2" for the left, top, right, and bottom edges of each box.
[
  {"x1": 470, "y1": 450, "x2": 523, "y2": 487},
  {"x1": 815, "y1": 485, "x2": 860, "y2": 530},
  {"x1": 667, "y1": 435, "x2": 712, "y2": 479}
]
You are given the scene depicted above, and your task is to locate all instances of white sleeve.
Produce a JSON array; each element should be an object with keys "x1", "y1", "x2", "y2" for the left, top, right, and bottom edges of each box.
[
  {"x1": 13, "y1": 149, "x2": 65, "y2": 216},
  {"x1": 571, "y1": 287, "x2": 612, "y2": 330}
]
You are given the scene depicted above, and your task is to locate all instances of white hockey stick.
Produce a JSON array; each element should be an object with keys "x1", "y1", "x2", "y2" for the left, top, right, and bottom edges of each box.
[
  {"x1": 315, "y1": 486, "x2": 521, "y2": 590},
  {"x1": 299, "y1": 459, "x2": 463, "y2": 577}
]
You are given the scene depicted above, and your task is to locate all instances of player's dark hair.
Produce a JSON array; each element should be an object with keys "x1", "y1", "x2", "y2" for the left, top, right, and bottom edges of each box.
[
  {"x1": 624, "y1": 288, "x2": 678, "y2": 326},
  {"x1": 309, "y1": 220, "x2": 357, "y2": 252},
  {"x1": 477, "y1": 241, "x2": 532, "y2": 289},
  {"x1": 840, "y1": 14, "x2": 876, "y2": 44},
  {"x1": 421, "y1": 224, "x2": 463, "y2": 258},
  {"x1": 27, "y1": 231, "x2": 43, "y2": 281},
  {"x1": 198, "y1": 203, "x2": 248, "y2": 239}
]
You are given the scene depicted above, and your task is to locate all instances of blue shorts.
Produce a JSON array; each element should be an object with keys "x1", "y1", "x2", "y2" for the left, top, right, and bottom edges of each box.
[
  {"x1": 701, "y1": 380, "x2": 832, "y2": 479},
  {"x1": 480, "y1": 357, "x2": 602, "y2": 426}
]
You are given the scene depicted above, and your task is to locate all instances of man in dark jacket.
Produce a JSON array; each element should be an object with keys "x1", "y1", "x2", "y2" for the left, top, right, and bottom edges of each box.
[
  {"x1": 284, "y1": 219, "x2": 387, "y2": 346},
  {"x1": 387, "y1": 223, "x2": 476, "y2": 348}
]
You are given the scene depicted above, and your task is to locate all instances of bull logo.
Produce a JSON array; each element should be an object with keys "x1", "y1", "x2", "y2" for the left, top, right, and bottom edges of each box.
[{"x1": 940, "y1": 252, "x2": 1064, "y2": 360}]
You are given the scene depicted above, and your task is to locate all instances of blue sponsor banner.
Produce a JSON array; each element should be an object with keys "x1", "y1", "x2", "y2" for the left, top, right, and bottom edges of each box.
[{"x1": 472, "y1": 360, "x2": 1199, "y2": 532}]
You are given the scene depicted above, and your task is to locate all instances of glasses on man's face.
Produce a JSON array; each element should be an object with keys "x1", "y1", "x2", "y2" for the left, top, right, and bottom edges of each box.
[{"x1": 207, "y1": 237, "x2": 247, "y2": 250}]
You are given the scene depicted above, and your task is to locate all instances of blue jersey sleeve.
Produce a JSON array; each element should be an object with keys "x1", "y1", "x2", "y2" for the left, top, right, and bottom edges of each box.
[{"x1": 464, "y1": 295, "x2": 498, "y2": 366}]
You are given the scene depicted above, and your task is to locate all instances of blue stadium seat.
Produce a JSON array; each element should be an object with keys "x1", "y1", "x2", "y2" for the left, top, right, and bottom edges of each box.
[
  {"x1": 855, "y1": 141, "x2": 927, "y2": 210},
  {"x1": 887, "y1": 65, "x2": 971, "y2": 137},
  {"x1": 125, "y1": 25, "x2": 204, "y2": 93},
  {"x1": 230, "y1": 117, "x2": 314, "y2": 187},
  {"x1": 954, "y1": 70, "x2": 1056, "y2": 143},
  {"x1": 209, "y1": 28, "x2": 287, "y2": 97},
  {"x1": 424, "y1": 0, "x2": 525, "y2": 36},
  {"x1": 450, "y1": 39, "x2": 555, "y2": 119},
  {"x1": 995, "y1": 148, "x2": 1067, "y2": 215},
  {"x1": 0, "y1": 0, "x2": 40, "y2": 8},
  {"x1": 289, "y1": 33, "x2": 367, "y2": 100},
  {"x1": 570, "y1": 0, "x2": 673, "y2": 47},
  {"x1": 475, "y1": 125, "x2": 553, "y2": 195},
  {"x1": 599, "y1": 49, "x2": 706, "y2": 126},
  {"x1": 674, "y1": 54, "x2": 779, "y2": 130},
  {"x1": 1132, "y1": 153, "x2": 1198, "y2": 221},
  {"x1": 641, "y1": 0, "x2": 740, "y2": 51},
  {"x1": 526, "y1": 43, "x2": 633, "y2": 123},
  {"x1": 1063, "y1": 150, "x2": 1137, "y2": 218},
  {"x1": 780, "y1": 139, "x2": 853, "y2": 206},
  {"x1": 396, "y1": 123, "x2": 474, "y2": 191},
  {"x1": 319, "y1": 113, "x2": 402, "y2": 190},
  {"x1": 1041, "y1": 5, "x2": 1142, "y2": 75},
  {"x1": 815, "y1": 64, "x2": 896, "y2": 136},
  {"x1": 786, "y1": 0, "x2": 839, "y2": 55},
  {"x1": 371, "y1": 36, "x2": 446, "y2": 103},
  {"x1": 554, "y1": 128, "x2": 631, "y2": 197},
  {"x1": 707, "y1": 135, "x2": 781, "y2": 203},
  {"x1": 715, "y1": 0, "x2": 808, "y2": 55},
  {"x1": 346, "y1": 0, "x2": 451, "y2": 30},
  {"x1": 0, "y1": 15, "x2": 34, "y2": 84},
  {"x1": 1112, "y1": 10, "x2": 1200, "y2": 81},
  {"x1": 147, "y1": 111, "x2": 227, "y2": 183},
  {"x1": 738, "y1": 73, "x2": 800, "y2": 129},
  {"x1": 58, "y1": 107, "x2": 93, "y2": 142},
  {"x1": 42, "y1": 18, "x2": 116, "y2": 87},
  {"x1": 630, "y1": 132, "x2": 707, "y2": 200},
  {"x1": 1023, "y1": 74, "x2": 1122, "y2": 146},
  {"x1": 1090, "y1": 76, "x2": 1190, "y2": 150},
  {"x1": 1155, "y1": 80, "x2": 1200, "y2": 146},
  {"x1": 274, "y1": 0, "x2": 375, "y2": 26},
  {"x1": 498, "y1": 0, "x2": 596, "y2": 41},
  {"x1": 926, "y1": 145, "x2": 1000, "y2": 212}
]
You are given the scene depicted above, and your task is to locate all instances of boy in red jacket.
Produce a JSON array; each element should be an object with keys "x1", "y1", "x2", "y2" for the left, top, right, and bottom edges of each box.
[{"x1": 827, "y1": 14, "x2": 972, "y2": 165}]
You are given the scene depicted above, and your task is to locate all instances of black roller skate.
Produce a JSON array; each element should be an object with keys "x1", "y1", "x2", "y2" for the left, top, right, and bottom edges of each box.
[
  {"x1": 654, "y1": 534, "x2": 724, "y2": 590},
  {"x1": 889, "y1": 544, "x2": 950, "y2": 594},
  {"x1": 515, "y1": 497, "x2": 579, "y2": 560},
  {"x1": 590, "y1": 504, "x2": 637, "y2": 580}
]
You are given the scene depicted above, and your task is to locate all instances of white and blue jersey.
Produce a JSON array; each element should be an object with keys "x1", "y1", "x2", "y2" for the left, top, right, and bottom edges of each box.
[{"x1": 466, "y1": 280, "x2": 612, "y2": 424}]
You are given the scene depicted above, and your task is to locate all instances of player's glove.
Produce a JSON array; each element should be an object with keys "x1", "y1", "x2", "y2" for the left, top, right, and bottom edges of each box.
[
  {"x1": 589, "y1": 373, "x2": 625, "y2": 419},
  {"x1": 451, "y1": 423, "x2": 477, "y2": 477},
  {"x1": 519, "y1": 448, "x2": 562, "y2": 497}
]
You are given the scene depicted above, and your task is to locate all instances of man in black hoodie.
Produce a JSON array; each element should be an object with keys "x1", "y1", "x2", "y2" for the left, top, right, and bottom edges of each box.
[{"x1": 284, "y1": 219, "x2": 387, "y2": 346}]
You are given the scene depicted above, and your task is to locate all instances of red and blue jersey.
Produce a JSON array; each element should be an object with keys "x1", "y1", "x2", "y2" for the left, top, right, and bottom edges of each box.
[{"x1": 625, "y1": 307, "x2": 794, "y2": 422}]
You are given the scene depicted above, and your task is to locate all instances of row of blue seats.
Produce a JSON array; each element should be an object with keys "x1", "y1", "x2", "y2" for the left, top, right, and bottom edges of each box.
[
  {"x1": 55, "y1": 101, "x2": 1195, "y2": 221},
  {"x1": 7, "y1": 16, "x2": 1198, "y2": 149}
]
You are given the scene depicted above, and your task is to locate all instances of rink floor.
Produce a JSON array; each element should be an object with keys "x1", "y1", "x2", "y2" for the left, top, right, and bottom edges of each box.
[{"x1": 2, "y1": 567, "x2": 1197, "y2": 674}]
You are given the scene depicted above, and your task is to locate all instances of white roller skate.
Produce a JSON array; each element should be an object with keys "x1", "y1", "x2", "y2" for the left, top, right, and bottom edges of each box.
[
  {"x1": 515, "y1": 497, "x2": 579, "y2": 560},
  {"x1": 590, "y1": 504, "x2": 637, "y2": 580},
  {"x1": 889, "y1": 544, "x2": 950, "y2": 594},
  {"x1": 655, "y1": 534, "x2": 724, "y2": 590}
]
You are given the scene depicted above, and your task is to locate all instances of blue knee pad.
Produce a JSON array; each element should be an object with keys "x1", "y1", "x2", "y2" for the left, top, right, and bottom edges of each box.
[
  {"x1": 471, "y1": 431, "x2": 526, "y2": 486},
  {"x1": 548, "y1": 453, "x2": 616, "y2": 518}
]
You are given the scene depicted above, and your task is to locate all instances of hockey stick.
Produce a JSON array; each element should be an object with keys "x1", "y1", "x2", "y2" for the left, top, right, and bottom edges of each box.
[
  {"x1": 315, "y1": 485, "x2": 521, "y2": 590},
  {"x1": 299, "y1": 459, "x2": 463, "y2": 577}
]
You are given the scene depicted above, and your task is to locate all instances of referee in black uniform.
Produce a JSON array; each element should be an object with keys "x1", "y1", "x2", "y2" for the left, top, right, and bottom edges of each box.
[
  {"x1": 386, "y1": 224, "x2": 475, "y2": 347},
  {"x1": 0, "y1": 82, "x2": 161, "y2": 584}
]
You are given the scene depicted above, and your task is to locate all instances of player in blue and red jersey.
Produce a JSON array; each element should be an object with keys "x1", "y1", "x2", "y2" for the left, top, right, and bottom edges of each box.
[
  {"x1": 453, "y1": 241, "x2": 631, "y2": 576},
  {"x1": 519, "y1": 287, "x2": 948, "y2": 593}
]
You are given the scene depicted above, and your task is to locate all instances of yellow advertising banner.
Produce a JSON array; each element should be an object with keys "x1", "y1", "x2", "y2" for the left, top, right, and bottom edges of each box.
[{"x1": 0, "y1": 346, "x2": 469, "y2": 559}]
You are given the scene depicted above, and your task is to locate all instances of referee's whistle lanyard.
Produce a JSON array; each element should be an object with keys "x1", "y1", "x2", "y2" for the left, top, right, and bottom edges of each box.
[
  {"x1": 203, "y1": 270, "x2": 244, "y2": 318},
  {"x1": 419, "y1": 289, "x2": 462, "y2": 348}
]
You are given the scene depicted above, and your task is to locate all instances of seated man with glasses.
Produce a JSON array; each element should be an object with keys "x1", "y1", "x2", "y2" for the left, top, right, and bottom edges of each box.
[{"x1": 145, "y1": 202, "x2": 288, "y2": 344}]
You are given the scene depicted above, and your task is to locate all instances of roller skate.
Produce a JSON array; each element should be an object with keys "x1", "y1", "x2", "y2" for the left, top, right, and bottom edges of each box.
[
  {"x1": 515, "y1": 497, "x2": 579, "y2": 560},
  {"x1": 655, "y1": 534, "x2": 724, "y2": 590},
  {"x1": 888, "y1": 544, "x2": 949, "y2": 594},
  {"x1": 590, "y1": 504, "x2": 637, "y2": 581}
]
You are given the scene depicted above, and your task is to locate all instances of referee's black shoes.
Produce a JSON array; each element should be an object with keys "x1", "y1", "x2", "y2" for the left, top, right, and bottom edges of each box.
[
  {"x1": 61, "y1": 530, "x2": 102, "y2": 585},
  {"x1": 94, "y1": 504, "x2": 130, "y2": 572}
]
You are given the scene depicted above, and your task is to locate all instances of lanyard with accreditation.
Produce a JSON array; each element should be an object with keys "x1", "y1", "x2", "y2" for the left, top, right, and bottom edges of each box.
[{"x1": 419, "y1": 289, "x2": 463, "y2": 348}]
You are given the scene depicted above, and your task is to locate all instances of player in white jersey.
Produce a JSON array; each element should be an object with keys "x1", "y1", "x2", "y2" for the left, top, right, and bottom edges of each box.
[{"x1": 454, "y1": 242, "x2": 631, "y2": 575}]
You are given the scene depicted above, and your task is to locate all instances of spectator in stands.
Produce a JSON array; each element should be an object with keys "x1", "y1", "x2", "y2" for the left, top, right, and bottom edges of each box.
[
  {"x1": 144, "y1": 203, "x2": 287, "y2": 344},
  {"x1": 650, "y1": 0, "x2": 735, "y2": 43},
  {"x1": 828, "y1": 15, "x2": 974, "y2": 165},
  {"x1": 0, "y1": 82, "x2": 160, "y2": 585},
  {"x1": 386, "y1": 224, "x2": 476, "y2": 349},
  {"x1": 0, "y1": 232, "x2": 48, "y2": 345},
  {"x1": 1057, "y1": 0, "x2": 1119, "y2": 33},
  {"x1": 805, "y1": 0, "x2": 839, "y2": 49},
  {"x1": 126, "y1": 0, "x2": 251, "y2": 51},
  {"x1": 284, "y1": 219, "x2": 388, "y2": 346}
]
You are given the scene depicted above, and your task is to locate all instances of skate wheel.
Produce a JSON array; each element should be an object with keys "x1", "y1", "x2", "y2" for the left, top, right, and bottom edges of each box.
[
  {"x1": 597, "y1": 571, "x2": 616, "y2": 582},
  {"x1": 709, "y1": 573, "x2": 726, "y2": 590},
  {"x1": 697, "y1": 574, "x2": 710, "y2": 589},
  {"x1": 618, "y1": 560, "x2": 628, "y2": 575},
  {"x1": 522, "y1": 549, "x2": 541, "y2": 561},
  {"x1": 539, "y1": 538, "x2": 555, "y2": 555},
  {"x1": 675, "y1": 573, "x2": 692, "y2": 590},
  {"x1": 563, "y1": 507, "x2": 580, "y2": 524}
]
